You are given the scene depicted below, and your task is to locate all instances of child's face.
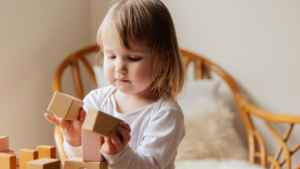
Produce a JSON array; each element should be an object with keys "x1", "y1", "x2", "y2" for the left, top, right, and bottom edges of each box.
[{"x1": 102, "y1": 27, "x2": 154, "y2": 96}]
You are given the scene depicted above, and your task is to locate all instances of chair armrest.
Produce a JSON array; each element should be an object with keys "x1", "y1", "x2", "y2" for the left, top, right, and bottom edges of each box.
[{"x1": 54, "y1": 126, "x2": 68, "y2": 166}]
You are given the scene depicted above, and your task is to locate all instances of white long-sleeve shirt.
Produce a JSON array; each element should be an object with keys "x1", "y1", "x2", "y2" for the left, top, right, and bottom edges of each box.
[{"x1": 63, "y1": 85, "x2": 185, "y2": 169}]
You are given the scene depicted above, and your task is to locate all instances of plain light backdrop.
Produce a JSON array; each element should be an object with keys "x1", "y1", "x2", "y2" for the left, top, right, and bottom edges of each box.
[{"x1": 0, "y1": 0, "x2": 299, "y2": 167}]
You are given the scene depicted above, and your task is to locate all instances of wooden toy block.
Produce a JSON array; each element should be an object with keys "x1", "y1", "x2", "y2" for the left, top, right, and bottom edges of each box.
[
  {"x1": 0, "y1": 153, "x2": 16, "y2": 169},
  {"x1": 47, "y1": 92, "x2": 84, "y2": 120},
  {"x1": 17, "y1": 158, "x2": 20, "y2": 166},
  {"x1": 64, "y1": 157, "x2": 108, "y2": 169},
  {"x1": 27, "y1": 158, "x2": 60, "y2": 169},
  {"x1": 36, "y1": 145, "x2": 56, "y2": 159},
  {"x1": 19, "y1": 149, "x2": 38, "y2": 169},
  {"x1": 82, "y1": 109, "x2": 122, "y2": 138},
  {"x1": 0, "y1": 150, "x2": 14, "y2": 155},
  {"x1": 0, "y1": 136, "x2": 9, "y2": 152},
  {"x1": 82, "y1": 129, "x2": 104, "y2": 162}
]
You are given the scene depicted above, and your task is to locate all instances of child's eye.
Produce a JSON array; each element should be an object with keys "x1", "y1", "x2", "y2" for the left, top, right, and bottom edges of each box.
[
  {"x1": 108, "y1": 56, "x2": 116, "y2": 59},
  {"x1": 129, "y1": 57, "x2": 141, "y2": 62}
]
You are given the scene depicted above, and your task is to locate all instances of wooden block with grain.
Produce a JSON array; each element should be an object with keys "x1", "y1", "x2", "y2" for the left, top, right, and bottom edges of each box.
[
  {"x1": 27, "y1": 158, "x2": 60, "y2": 169},
  {"x1": 63, "y1": 157, "x2": 108, "y2": 169},
  {"x1": 0, "y1": 153, "x2": 16, "y2": 169},
  {"x1": 82, "y1": 129, "x2": 104, "y2": 162},
  {"x1": 0, "y1": 136, "x2": 9, "y2": 152},
  {"x1": 82, "y1": 109, "x2": 122, "y2": 138},
  {"x1": 19, "y1": 149, "x2": 38, "y2": 169},
  {"x1": 47, "y1": 92, "x2": 84, "y2": 120},
  {"x1": 36, "y1": 145, "x2": 56, "y2": 159}
]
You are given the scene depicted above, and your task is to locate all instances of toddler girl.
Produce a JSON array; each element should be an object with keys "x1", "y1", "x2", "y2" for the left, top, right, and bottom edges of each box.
[{"x1": 45, "y1": 0, "x2": 185, "y2": 168}]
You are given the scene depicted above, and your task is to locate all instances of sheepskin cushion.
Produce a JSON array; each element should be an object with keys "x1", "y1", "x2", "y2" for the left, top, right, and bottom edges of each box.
[
  {"x1": 175, "y1": 159, "x2": 264, "y2": 169},
  {"x1": 176, "y1": 97, "x2": 247, "y2": 161}
]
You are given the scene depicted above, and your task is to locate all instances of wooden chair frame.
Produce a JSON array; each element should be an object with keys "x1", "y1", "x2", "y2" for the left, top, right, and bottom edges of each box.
[{"x1": 53, "y1": 45, "x2": 300, "y2": 169}]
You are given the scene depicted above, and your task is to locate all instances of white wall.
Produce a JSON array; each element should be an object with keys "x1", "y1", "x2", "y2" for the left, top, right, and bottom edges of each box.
[
  {"x1": 162, "y1": 0, "x2": 300, "y2": 167},
  {"x1": 0, "y1": 1, "x2": 90, "y2": 157},
  {"x1": 1, "y1": 0, "x2": 299, "y2": 167}
]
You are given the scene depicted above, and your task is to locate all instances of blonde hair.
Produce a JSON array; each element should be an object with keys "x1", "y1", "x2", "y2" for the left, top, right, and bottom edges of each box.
[{"x1": 97, "y1": 0, "x2": 185, "y2": 101}]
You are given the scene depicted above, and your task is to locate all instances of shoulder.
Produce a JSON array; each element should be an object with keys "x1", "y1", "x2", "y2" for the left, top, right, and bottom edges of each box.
[
  {"x1": 83, "y1": 85, "x2": 115, "y2": 111},
  {"x1": 84, "y1": 85, "x2": 115, "y2": 101},
  {"x1": 151, "y1": 99, "x2": 184, "y2": 121}
]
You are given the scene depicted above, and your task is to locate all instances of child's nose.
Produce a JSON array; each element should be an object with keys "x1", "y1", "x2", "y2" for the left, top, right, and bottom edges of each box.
[{"x1": 115, "y1": 60, "x2": 127, "y2": 74}]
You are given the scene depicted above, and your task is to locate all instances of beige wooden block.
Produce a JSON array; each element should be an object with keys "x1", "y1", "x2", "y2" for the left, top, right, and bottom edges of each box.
[
  {"x1": 0, "y1": 136, "x2": 9, "y2": 151},
  {"x1": 47, "y1": 92, "x2": 84, "y2": 120},
  {"x1": 82, "y1": 109, "x2": 122, "y2": 138},
  {"x1": 0, "y1": 150, "x2": 14, "y2": 155},
  {"x1": 0, "y1": 153, "x2": 16, "y2": 169},
  {"x1": 36, "y1": 145, "x2": 56, "y2": 159},
  {"x1": 27, "y1": 158, "x2": 60, "y2": 169},
  {"x1": 19, "y1": 149, "x2": 38, "y2": 169},
  {"x1": 64, "y1": 157, "x2": 108, "y2": 169}
]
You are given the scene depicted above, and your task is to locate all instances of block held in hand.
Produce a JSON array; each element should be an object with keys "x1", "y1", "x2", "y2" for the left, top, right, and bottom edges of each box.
[
  {"x1": 82, "y1": 109, "x2": 122, "y2": 138},
  {"x1": 47, "y1": 92, "x2": 84, "y2": 120}
]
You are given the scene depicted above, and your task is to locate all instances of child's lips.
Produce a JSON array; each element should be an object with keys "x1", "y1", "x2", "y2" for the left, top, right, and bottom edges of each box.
[{"x1": 116, "y1": 79, "x2": 130, "y2": 82}]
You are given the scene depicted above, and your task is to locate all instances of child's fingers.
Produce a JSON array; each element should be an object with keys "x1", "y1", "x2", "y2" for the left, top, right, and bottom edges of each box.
[
  {"x1": 119, "y1": 122, "x2": 131, "y2": 133},
  {"x1": 54, "y1": 114, "x2": 60, "y2": 119},
  {"x1": 117, "y1": 126, "x2": 131, "y2": 144},
  {"x1": 78, "y1": 108, "x2": 86, "y2": 122},
  {"x1": 44, "y1": 113, "x2": 59, "y2": 126},
  {"x1": 105, "y1": 137, "x2": 116, "y2": 152},
  {"x1": 110, "y1": 132, "x2": 122, "y2": 150}
]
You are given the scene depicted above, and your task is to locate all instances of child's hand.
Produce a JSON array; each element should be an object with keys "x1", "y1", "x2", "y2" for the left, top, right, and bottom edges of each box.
[
  {"x1": 101, "y1": 122, "x2": 131, "y2": 155},
  {"x1": 44, "y1": 107, "x2": 86, "y2": 147}
]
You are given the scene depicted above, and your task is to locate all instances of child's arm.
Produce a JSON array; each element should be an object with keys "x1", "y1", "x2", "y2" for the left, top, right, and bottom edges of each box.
[{"x1": 101, "y1": 105, "x2": 185, "y2": 169}]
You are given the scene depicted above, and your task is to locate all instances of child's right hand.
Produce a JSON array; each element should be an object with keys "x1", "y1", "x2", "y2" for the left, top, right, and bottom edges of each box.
[{"x1": 44, "y1": 107, "x2": 86, "y2": 147}]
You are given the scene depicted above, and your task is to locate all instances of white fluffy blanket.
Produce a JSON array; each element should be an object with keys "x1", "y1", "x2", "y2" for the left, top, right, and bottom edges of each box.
[
  {"x1": 175, "y1": 159, "x2": 265, "y2": 169},
  {"x1": 175, "y1": 97, "x2": 266, "y2": 168}
]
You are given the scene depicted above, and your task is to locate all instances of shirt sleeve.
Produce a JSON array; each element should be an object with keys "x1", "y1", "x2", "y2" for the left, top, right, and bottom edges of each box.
[
  {"x1": 63, "y1": 136, "x2": 82, "y2": 158},
  {"x1": 101, "y1": 104, "x2": 185, "y2": 169}
]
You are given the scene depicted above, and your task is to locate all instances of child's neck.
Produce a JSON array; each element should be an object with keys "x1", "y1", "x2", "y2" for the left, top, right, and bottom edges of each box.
[{"x1": 112, "y1": 86, "x2": 159, "y2": 114}]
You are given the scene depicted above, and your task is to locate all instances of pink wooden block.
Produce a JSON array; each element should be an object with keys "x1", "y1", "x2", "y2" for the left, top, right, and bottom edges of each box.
[
  {"x1": 16, "y1": 158, "x2": 19, "y2": 166},
  {"x1": 0, "y1": 136, "x2": 9, "y2": 152},
  {"x1": 82, "y1": 129, "x2": 104, "y2": 162}
]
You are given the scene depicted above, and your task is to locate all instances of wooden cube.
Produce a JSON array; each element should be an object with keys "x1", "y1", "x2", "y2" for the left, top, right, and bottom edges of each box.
[
  {"x1": 64, "y1": 157, "x2": 107, "y2": 169},
  {"x1": 82, "y1": 129, "x2": 104, "y2": 162},
  {"x1": 0, "y1": 150, "x2": 14, "y2": 155},
  {"x1": 19, "y1": 149, "x2": 38, "y2": 169},
  {"x1": 47, "y1": 92, "x2": 84, "y2": 120},
  {"x1": 27, "y1": 158, "x2": 60, "y2": 169},
  {"x1": 16, "y1": 158, "x2": 20, "y2": 166},
  {"x1": 82, "y1": 109, "x2": 122, "y2": 138},
  {"x1": 36, "y1": 145, "x2": 56, "y2": 159},
  {"x1": 0, "y1": 136, "x2": 9, "y2": 152},
  {"x1": 0, "y1": 153, "x2": 16, "y2": 169}
]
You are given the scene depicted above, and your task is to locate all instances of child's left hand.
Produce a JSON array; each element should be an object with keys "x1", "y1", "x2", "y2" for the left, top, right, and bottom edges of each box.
[{"x1": 101, "y1": 121, "x2": 131, "y2": 155}]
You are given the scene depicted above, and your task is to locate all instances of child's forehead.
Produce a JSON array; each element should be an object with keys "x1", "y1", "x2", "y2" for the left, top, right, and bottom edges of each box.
[{"x1": 103, "y1": 42, "x2": 151, "y2": 54}]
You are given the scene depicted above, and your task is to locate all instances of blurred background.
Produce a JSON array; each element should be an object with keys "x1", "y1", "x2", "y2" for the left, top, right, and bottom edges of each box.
[{"x1": 0, "y1": 0, "x2": 299, "y2": 167}]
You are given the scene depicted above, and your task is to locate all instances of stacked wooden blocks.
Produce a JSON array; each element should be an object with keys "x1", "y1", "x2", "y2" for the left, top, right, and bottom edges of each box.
[
  {"x1": 0, "y1": 138, "x2": 58, "y2": 169},
  {"x1": 0, "y1": 136, "x2": 18, "y2": 169}
]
